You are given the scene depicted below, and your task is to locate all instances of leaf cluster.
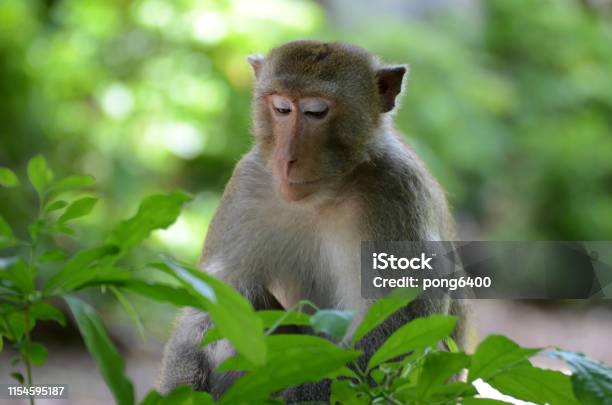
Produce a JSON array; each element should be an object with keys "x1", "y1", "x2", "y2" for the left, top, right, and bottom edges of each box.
[{"x1": 2, "y1": 157, "x2": 611, "y2": 405}]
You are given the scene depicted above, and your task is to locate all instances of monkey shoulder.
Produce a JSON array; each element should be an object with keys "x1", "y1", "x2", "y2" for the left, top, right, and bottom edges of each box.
[
  {"x1": 354, "y1": 134, "x2": 451, "y2": 240},
  {"x1": 200, "y1": 148, "x2": 274, "y2": 261}
]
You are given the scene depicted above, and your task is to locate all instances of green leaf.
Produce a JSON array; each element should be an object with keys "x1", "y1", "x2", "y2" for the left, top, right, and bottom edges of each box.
[
  {"x1": 0, "y1": 216, "x2": 13, "y2": 238},
  {"x1": 6, "y1": 312, "x2": 27, "y2": 340},
  {"x1": 20, "y1": 341, "x2": 48, "y2": 366},
  {"x1": 140, "y1": 386, "x2": 214, "y2": 405},
  {"x1": 58, "y1": 196, "x2": 98, "y2": 223},
  {"x1": 156, "y1": 261, "x2": 215, "y2": 302},
  {"x1": 326, "y1": 366, "x2": 360, "y2": 380},
  {"x1": 66, "y1": 266, "x2": 134, "y2": 290},
  {"x1": 39, "y1": 249, "x2": 68, "y2": 263},
  {"x1": 49, "y1": 175, "x2": 95, "y2": 195},
  {"x1": 468, "y1": 335, "x2": 541, "y2": 383},
  {"x1": 202, "y1": 309, "x2": 312, "y2": 345},
  {"x1": 201, "y1": 327, "x2": 222, "y2": 346},
  {"x1": 220, "y1": 334, "x2": 362, "y2": 404},
  {"x1": 0, "y1": 167, "x2": 19, "y2": 187},
  {"x1": 0, "y1": 215, "x2": 15, "y2": 248},
  {"x1": 27, "y1": 155, "x2": 53, "y2": 196},
  {"x1": 56, "y1": 224, "x2": 75, "y2": 236},
  {"x1": 3, "y1": 259, "x2": 34, "y2": 293},
  {"x1": 352, "y1": 288, "x2": 420, "y2": 344},
  {"x1": 0, "y1": 334, "x2": 3, "y2": 352},
  {"x1": 157, "y1": 258, "x2": 267, "y2": 367},
  {"x1": 30, "y1": 302, "x2": 66, "y2": 326},
  {"x1": 120, "y1": 280, "x2": 201, "y2": 308},
  {"x1": 426, "y1": 382, "x2": 477, "y2": 401},
  {"x1": 490, "y1": 363, "x2": 579, "y2": 405},
  {"x1": 217, "y1": 333, "x2": 358, "y2": 373},
  {"x1": 216, "y1": 353, "x2": 254, "y2": 373},
  {"x1": 258, "y1": 309, "x2": 311, "y2": 329},
  {"x1": 11, "y1": 372, "x2": 24, "y2": 384},
  {"x1": 445, "y1": 336, "x2": 460, "y2": 353},
  {"x1": 461, "y1": 398, "x2": 513, "y2": 404},
  {"x1": 108, "y1": 192, "x2": 191, "y2": 255},
  {"x1": 65, "y1": 296, "x2": 134, "y2": 405},
  {"x1": 218, "y1": 334, "x2": 341, "y2": 373},
  {"x1": 28, "y1": 219, "x2": 45, "y2": 242},
  {"x1": 211, "y1": 309, "x2": 311, "y2": 347},
  {"x1": 44, "y1": 245, "x2": 120, "y2": 294},
  {"x1": 368, "y1": 315, "x2": 457, "y2": 369},
  {"x1": 549, "y1": 350, "x2": 612, "y2": 405},
  {"x1": 310, "y1": 309, "x2": 355, "y2": 339},
  {"x1": 110, "y1": 286, "x2": 145, "y2": 341},
  {"x1": 330, "y1": 379, "x2": 370, "y2": 405},
  {"x1": 44, "y1": 200, "x2": 68, "y2": 213},
  {"x1": 417, "y1": 352, "x2": 470, "y2": 400},
  {"x1": 371, "y1": 368, "x2": 385, "y2": 383}
]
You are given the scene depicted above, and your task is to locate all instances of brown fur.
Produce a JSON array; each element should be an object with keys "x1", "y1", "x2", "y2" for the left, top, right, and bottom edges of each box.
[{"x1": 159, "y1": 40, "x2": 467, "y2": 402}]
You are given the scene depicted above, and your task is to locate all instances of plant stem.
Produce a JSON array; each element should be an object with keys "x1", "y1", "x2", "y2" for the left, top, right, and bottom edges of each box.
[
  {"x1": 2, "y1": 309, "x2": 34, "y2": 404},
  {"x1": 265, "y1": 300, "x2": 320, "y2": 335},
  {"x1": 381, "y1": 392, "x2": 402, "y2": 405},
  {"x1": 23, "y1": 305, "x2": 35, "y2": 405}
]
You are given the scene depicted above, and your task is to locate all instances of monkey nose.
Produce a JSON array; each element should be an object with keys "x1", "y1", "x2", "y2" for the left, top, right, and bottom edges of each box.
[{"x1": 284, "y1": 159, "x2": 297, "y2": 177}]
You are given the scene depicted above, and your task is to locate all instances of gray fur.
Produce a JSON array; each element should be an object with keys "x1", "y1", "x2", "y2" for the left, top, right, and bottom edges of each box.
[{"x1": 159, "y1": 41, "x2": 467, "y2": 402}]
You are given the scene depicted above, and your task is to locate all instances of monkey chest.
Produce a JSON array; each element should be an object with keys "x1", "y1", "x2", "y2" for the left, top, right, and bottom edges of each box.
[{"x1": 268, "y1": 219, "x2": 364, "y2": 310}]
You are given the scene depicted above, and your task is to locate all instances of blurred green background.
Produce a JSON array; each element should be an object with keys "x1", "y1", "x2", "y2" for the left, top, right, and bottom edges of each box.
[
  {"x1": 2, "y1": 0, "x2": 612, "y2": 402},
  {"x1": 2, "y1": 0, "x2": 612, "y2": 260}
]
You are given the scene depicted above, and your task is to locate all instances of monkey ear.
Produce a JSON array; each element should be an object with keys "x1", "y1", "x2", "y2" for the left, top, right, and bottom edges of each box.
[
  {"x1": 376, "y1": 65, "x2": 408, "y2": 113},
  {"x1": 247, "y1": 54, "x2": 265, "y2": 79}
]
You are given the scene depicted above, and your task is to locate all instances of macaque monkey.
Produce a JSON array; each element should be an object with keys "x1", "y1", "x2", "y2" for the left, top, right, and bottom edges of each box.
[{"x1": 159, "y1": 40, "x2": 466, "y2": 401}]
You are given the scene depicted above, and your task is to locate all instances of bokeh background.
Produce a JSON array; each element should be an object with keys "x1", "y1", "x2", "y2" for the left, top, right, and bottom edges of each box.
[{"x1": 1, "y1": 0, "x2": 612, "y2": 403}]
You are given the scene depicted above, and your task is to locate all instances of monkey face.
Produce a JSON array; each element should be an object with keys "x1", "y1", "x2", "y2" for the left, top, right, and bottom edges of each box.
[
  {"x1": 248, "y1": 41, "x2": 408, "y2": 203},
  {"x1": 265, "y1": 93, "x2": 334, "y2": 202}
]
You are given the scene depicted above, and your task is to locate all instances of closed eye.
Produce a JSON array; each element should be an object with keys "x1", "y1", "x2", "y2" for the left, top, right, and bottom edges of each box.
[
  {"x1": 270, "y1": 95, "x2": 293, "y2": 116},
  {"x1": 300, "y1": 98, "x2": 330, "y2": 120},
  {"x1": 304, "y1": 109, "x2": 328, "y2": 119},
  {"x1": 274, "y1": 107, "x2": 291, "y2": 115}
]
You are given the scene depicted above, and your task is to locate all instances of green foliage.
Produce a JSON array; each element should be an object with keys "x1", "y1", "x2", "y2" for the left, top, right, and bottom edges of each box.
[
  {"x1": 220, "y1": 335, "x2": 362, "y2": 404},
  {"x1": 141, "y1": 386, "x2": 214, "y2": 405},
  {"x1": 352, "y1": 288, "x2": 421, "y2": 344},
  {"x1": 549, "y1": 350, "x2": 612, "y2": 405},
  {"x1": 489, "y1": 364, "x2": 579, "y2": 405},
  {"x1": 2, "y1": 161, "x2": 612, "y2": 404},
  {"x1": 58, "y1": 197, "x2": 98, "y2": 223},
  {"x1": 468, "y1": 335, "x2": 541, "y2": 382},
  {"x1": 155, "y1": 258, "x2": 267, "y2": 367},
  {"x1": 108, "y1": 193, "x2": 192, "y2": 256},
  {"x1": 0, "y1": 0, "x2": 326, "y2": 262},
  {"x1": 27, "y1": 155, "x2": 53, "y2": 199},
  {"x1": 0, "y1": 156, "x2": 191, "y2": 404},
  {"x1": 1, "y1": 0, "x2": 610, "y2": 261},
  {"x1": 368, "y1": 314, "x2": 457, "y2": 369},
  {"x1": 309, "y1": 309, "x2": 355, "y2": 340},
  {"x1": 65, "y1": 296, "x2": 134, "y2": 405},
  {"x1": 0, "y1": 167, "x2": 19, "y2": 188}
]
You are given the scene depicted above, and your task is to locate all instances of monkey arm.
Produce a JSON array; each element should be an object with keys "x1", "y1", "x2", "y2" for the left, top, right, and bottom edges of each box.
[
  {"x1": 159, "y1": 155, "x2": 297, "y2": 395},
  {"x1": 158, "y1": 282, "x2": 295, "y2": 396}
]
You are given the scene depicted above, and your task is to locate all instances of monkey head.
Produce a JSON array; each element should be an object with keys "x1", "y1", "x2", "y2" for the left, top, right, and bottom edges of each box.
[{"x1": 248, "y1": 40, "x2": 407, "y2": 202}]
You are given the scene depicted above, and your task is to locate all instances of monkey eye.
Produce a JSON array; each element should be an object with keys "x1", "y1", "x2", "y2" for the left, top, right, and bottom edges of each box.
[
  {"x1": 271, "y1": 95, "x2": 292, "y2": 116},
  {"x1": 300, "y1": 98, "x2": 329, "y2": 120}
]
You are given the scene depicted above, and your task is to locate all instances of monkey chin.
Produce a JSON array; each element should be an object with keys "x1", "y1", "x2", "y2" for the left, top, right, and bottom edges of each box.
[{"x1": 278, "y1": 179, "x2": 322, "y2": 202}]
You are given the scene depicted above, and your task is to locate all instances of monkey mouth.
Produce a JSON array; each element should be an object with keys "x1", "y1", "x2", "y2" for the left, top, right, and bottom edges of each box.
[
  {"x1": 288, "y1": 178, "x2": 321, "y2": 187},
  {"x1": 279, "y1": 177, "x2": 323, "y2": 202}
]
